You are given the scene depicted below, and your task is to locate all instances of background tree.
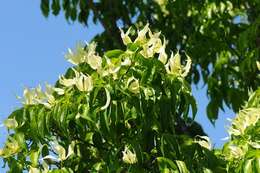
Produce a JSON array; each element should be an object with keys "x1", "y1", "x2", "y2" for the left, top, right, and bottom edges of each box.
[{"x1": 41, "y1": 0, "x2": 260, "y2": 122}]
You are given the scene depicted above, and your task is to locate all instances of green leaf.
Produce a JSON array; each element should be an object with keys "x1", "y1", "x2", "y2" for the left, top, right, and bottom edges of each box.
[
  {"x1": 30, "y1": 149, "x2": 40, "y2": 167},
  {"x1": 243, "y1": 159, "x2": 253, "y2": 173},
  {"x1": 51, "y1": 0, "x2": 61, "y2": 16},
  {"x1": 175, "y1": 160, "x2": 190, "y2": 173},
  {"x1": 41, "y1": 0, "x2": 50, "y2": 17},
  {"x1": 254, "y1": 158, "x2": 260, "y2": 173},
  {"x1": 157, "y1": 157, "x2": 178, "y2": 172},
  {"x1": 104, "y1": 49, "x2": 124, "y2": 59}
]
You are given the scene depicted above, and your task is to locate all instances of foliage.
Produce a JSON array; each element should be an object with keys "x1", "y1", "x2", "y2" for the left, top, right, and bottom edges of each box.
[
  {"x1": 222, "y1": 88, "x2": 260, "y2": 172},
  {"x1": 0, "y1": 25, "x2": 224, "y2": 172},
  {"x1": 40, "y1": 0, "x2": 260, "y2": 122},
  {"x1": 1, "y1": 3, "x2": 260, "y2": 171}
]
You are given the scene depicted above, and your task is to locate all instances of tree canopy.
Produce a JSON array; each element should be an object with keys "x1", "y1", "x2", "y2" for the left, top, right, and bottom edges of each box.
[
  {"x1": 1, "y1": 23, "x2": 260, "y2": 173},
  {"x1": 40, "y1": 0, "x2": 260, "y2": 122}
]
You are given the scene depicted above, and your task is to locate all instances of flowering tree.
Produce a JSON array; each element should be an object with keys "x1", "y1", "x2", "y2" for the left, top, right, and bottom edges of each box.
[
  {"x1": 40, "y1": 0, "x2": 260, "y2": 122},
  {"x1": 1, "y1": 25, "x2": 259, "y2": 172}
]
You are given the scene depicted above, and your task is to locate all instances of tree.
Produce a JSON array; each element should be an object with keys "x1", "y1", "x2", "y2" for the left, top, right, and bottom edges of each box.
[
  {"x1": 1, "y1": 1, "x2": 260, "y2": 172},
  {"x1": 40, "y1": 0, "x2": 260, "y2": 122},
  {"x1": 1, "y1": 24, "x2": 259, "y2": 172}
]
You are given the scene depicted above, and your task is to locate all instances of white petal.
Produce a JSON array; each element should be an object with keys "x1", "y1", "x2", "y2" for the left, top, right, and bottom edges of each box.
[{"x1": 100, "y1": 88, "x2": 111, "y2": 110}]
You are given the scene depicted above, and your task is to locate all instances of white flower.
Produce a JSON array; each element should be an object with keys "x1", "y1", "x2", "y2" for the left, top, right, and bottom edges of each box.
[
  {"x1": 48, "y1": 141, "x2": 75, "y2": 161},
  {"x1": 85, "y1": 42, "x2": 97, "y2": 57},
  {"x1": 4, "y1": 118, "x2": 18, "y2": 129},
  {"x1": 122, "y1": 146, "x2": 137, "y2": 164},
  {"x1": 165, "y1": 51, "x2": 192, "y2": 77},
  {"x1": 74, "y1": 70, "x2": 93, "y2": 92},
  {"x1": 148, "y1": 30, "x2": 162, "y2": 53},
  {"x1": 23, "y1": 87, "x2": 37, "y2": 105},
  {"x1": 42, "y1": 155, "x2": 60, "y2": 163},
  {"x1": 228, "y1": 108, "x2": 260, "y2": 136},
  {"x1": 140, "y1": 44, "x2": 154, "y2": 58},
  {"x1": 120, "y1": 27, "x2": 132, "y2": 45},
  {"x1": 65, "y1": 42, "x2": 102, "y2": 71},
  {"x1": 228, "y1": 145, "x2": 244, "y2": 159},
  {"x1": 101, "y1": 57, "x2": 121, "y2": 79},
  {"x1": 121, "y1": 57, "x2": 131, "y2": 66},
  {"x1": 134, "y1": 24, "x2": 150, "y2": 44},
  {"x1": 59, "y1": 75, "x2": 76, "y2": 87},
  {"x1": 256, "y1": 61, "x2": 260, "y2": 71},
  {"x1": 87, "y1": 54, "x2": 102, "y2": 70},
  {"x1": 249, "y1": 141, "x2": 260, "y2": 149},
  {"x1": 158, "y1": 38, "x2": 168, "y2": 64},
  {"x1": 127, "y1": 77, "x2": 140, "y2": 94},
  {"x1": 65, "y1": 46, "x2": 84, "y2": 65},
  {"x1": 165, "y1": 51, "x2": 182, "y2": 75},
  {"x1": 182, "y1": 53, "x2": 192, "y2": 77},
  {"x1": 85, "y1": 42, "x2": 102, "y2": 70},
  {"x1": 194, "y1": 135, "x2": 212, "y2": 150},
  {"x1": 144, "y1": 87, "x2": 155, "y2": 101},
  {"x1": 53, "y1": 88, "x2": 65, "y2": 95},
  {"x1": 45, "y1": 83, "x2": 64, "y2": 95},
  {"x1": 21, "y1": 83, "x2": 63, "y2": 108}
]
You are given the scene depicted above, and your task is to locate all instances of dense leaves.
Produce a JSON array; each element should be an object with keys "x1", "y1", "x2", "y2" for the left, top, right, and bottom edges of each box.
[
  {"x1": 40, "y1": 0, "x2": 260, "y2": 121},
  {"x1": 1, "y1": 15, "x2": 260, "y2": 172},
  {"x1": 0, "y1": 26, "x2": 220, "y2": 172}
]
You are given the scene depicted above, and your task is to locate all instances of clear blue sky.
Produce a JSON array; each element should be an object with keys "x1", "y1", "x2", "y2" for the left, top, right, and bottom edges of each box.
[{"x1": 0, "y1": 1, "x2": 234, "y2": 170}]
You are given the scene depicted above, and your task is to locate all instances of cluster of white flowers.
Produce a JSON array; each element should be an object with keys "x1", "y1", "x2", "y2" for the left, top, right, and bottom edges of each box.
[
  {"x1": 59, "y1": 68, "x2": 93, "y2": 92},
  {"x1": 227, "y1": 144, "x2": 244, "y2": 159},
  {"x1": 120, "y1": 24, "x2": 166, "y2": 62},
  {"x1": 228, "y1": 108, "x2": 260, "y2": 136},
  {"x1": 65, "y1": 42, "x2": 102, "y2": 70},
  {"x1": 22, "y1": 83, "x2": 64, "y2": 108},
  {"x1": 120, "y1": 24, "x2": 192, "y2": 77}
]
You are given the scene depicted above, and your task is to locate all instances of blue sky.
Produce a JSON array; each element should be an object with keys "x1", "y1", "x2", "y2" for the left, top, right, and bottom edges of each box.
[{"x1": 0, "y1": 1, "x2": 234, "y2": 170}]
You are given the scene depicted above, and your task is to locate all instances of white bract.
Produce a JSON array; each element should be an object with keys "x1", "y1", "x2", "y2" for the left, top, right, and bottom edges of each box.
[
  {"x1": 228, "y1": 145, "x2": 244, "y2": 159},
  {"x1": 194, "y1": 135, "x2": 212, "y2": 150},
  {"x1": 120, "y1": 27, "x2": 132, "y2": 45},
  {"x1": 59, "y1": 75, "x2": 76, "y2": 87},
  {"x1": 87, "y1": 54, "x2": 102, "y2": 70},
  {"x1": 65, "y1": 43, "x2": 85, "y2": 65},
  {"x1": 47, "y1": 141, "x2": 75, "y2": 161},
  {"x1": 228, "y1": 108, "x2": 260, "y2": 136},
  {"x1": 122, "y1": 146, "x2": 137, "y2": 164},
  {"x1": 120, "y1": 24, "x2": 173, "y2": 66},
  {"x1": 127, "y1": 77, "x2": 140, "y2": 94},
  {"x1": 158, "y1": 38, "x2": 167, "y2": 64},
  {"x1": 73, "y1": 70, "x2": 93, "y2": 92},
  {"x1": 101, "y1": 57, "x2": 121, "y2": 79},
  {"x1": 134, "y1": 24, "x2": 150, "y2": 44},
  {"x1": 165, "y1": 51, "x2": 192, "y2": 77},
  {"x1": 100, "y1": 87, "x2": 111, "y2": 110},
  {"x1": 257, "y1": 61, "x2": 260, "y2": 71},
  {"x1": 4, "y1": 118, "x2": 18, "y2": 129},
  {"x1": 22, "y1": 84, "x2": 64, "y2": 109},
  {"x1": 65, "y1": 42, "x2": 103, "y2": 70}
]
